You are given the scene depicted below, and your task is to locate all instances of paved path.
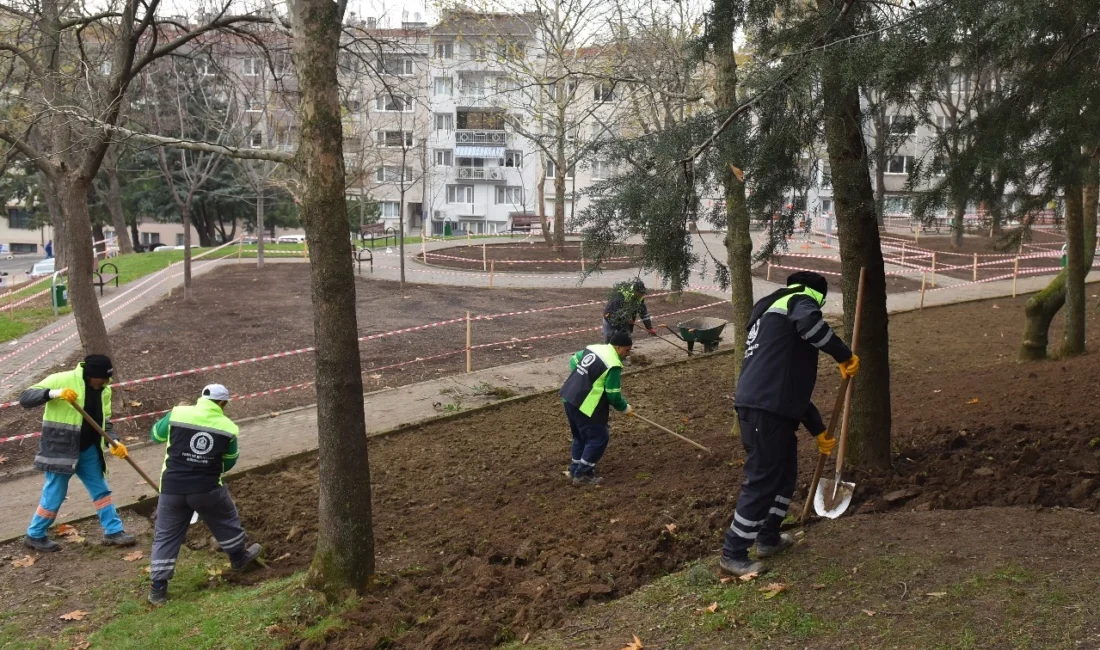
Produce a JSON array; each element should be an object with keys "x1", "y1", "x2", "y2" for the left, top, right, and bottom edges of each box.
[
  {"x1": 0, "y1": 335, "x2": 722, "y2": 542},
  {"x1": 0, "y1": 259, "x2": 228, "y2": 399}
]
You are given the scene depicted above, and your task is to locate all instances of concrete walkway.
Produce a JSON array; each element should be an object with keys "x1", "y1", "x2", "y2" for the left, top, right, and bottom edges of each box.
[{"x1": 0, "y1": 335, "x2": 723, "y2": 542}]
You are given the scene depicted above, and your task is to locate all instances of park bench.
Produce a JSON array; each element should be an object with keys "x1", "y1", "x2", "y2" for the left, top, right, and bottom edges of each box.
[
  {"x1": 354, "y1": 246, "x2": 373, "y2": 275},
  {"x1": 93, "y1": 262, "x2": 119, "y2": 296},
  {"x1": 508, "y1": 215, "x2": 536, "y2": 237},
  {"x1": 360, "y1": 223, "x2": 397, "y2": 248}
]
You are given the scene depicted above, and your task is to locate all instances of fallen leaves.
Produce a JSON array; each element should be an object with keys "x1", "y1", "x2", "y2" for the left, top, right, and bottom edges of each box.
[
  {"x1": 0, "y1": 454, "x2": 7, "y2": 464},
  {"x1": 925, "y1": 591, "x2": 947, "y2": 598},
  {"x1": 55, "y1": 524, "x2": 77, "y2": 536},
  {"x1": 758, "y1": 583, "x2": 787, "y2": 599},
  {"x1": 57, "y1": 525, "x2": 85, "y2": 544},
  {"x1": 664, "y1": 523, "x2": 677, "y2": 535},
  {"x1": 967, "y1": 398, "x2": 980, "y2": 405},
  {"x1": 369, "y1": 374, "x2": 383, "y2": 380},
  {"x1": 122, "y1": 551, "x2": 143, "y2": 562},
  {"x1": 811, "y1": 583, "x2": 826, "y2": 590},
  {"x1": 705, "y1": 602, "x2": 719, "y2": 613},
  {"x1": 128, "y1": 400, "x2": 143, "y2": 408},
  {"x1": 738, "y1": 571, "x2": 760, "y2": 583},
  {"x1": 70, "y1": 642, "x2": 91, "y2": 650},
  {"x1": 619, "y1": 634, "x2": 644, "y2": 650},
  {"x1": 59, "y1": 610, "x2": 88, "y2": 621},
  {"x1": 862, "y1": 609, "x2": 876, "y2": 617},
  {"x1": 11, "y1": 555, "x2": 35, "y2": 568}
]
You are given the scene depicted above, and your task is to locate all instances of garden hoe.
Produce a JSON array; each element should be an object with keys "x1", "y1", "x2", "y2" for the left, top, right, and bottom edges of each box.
[
  {"x1": 71, "y1": 402, "x2": 200, "y2": 525},
  {"x1": 802, "y1": 267, "x2": 865, "y2": 522}
]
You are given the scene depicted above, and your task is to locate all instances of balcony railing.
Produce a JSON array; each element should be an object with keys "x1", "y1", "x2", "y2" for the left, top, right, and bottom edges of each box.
[
  {"x1": 455, "y1": 166, "x2": 506, "y2": 181},
  {"x1": 454, "y1": 93, "x2": 506, "y2": 108},
  {"x1": 455, "y1": 129, "x2": 507, "y2": 145}
]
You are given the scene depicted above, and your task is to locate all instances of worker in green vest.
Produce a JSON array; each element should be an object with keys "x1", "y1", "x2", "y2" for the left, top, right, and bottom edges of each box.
[
  {"x1": 19, "y1": 355, "x2": 136, "y2": 552},
  {"x1": 559, "y1": 331, "x2": 634, "y2": 486},
  {"x1": 146, "y1": 384, "x2": 261, "y2": 606}
]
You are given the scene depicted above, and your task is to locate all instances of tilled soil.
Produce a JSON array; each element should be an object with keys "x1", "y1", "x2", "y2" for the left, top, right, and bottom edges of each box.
[
  {"x1": 0, "y1": 265, "x2": 729, "y2": 471},
  {"x1": 752, "y1": 255, "x2": 925, "y2": 294},
  {"x1": 418, "y1": 242, "x2": 641, "y2": 272},
  {"x1": 880, "y1": 229, "x2": 1066, "y2": 282}
]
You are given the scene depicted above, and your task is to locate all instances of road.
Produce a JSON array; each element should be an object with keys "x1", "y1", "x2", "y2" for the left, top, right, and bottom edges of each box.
[{"x1": 0, "y1": 255, "x2": 42, "y2": 288}]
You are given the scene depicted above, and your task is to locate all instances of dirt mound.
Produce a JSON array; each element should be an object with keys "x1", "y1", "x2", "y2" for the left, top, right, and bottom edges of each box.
[{"x1": 418, "y1": 242, "x2": 642, "y2": 272}]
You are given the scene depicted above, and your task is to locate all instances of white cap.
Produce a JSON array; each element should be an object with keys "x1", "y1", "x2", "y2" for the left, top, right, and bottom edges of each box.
[{"x1": 201, "y1": 384, "x2": 230, "y2": 401}]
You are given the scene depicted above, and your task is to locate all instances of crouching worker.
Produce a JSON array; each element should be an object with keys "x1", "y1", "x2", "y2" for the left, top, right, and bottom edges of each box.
[
  {"x1": 20, "y1": 355, "x2": 136, "y2": 552},
  {"x1": 560, "y1": 331, "x2": 634, "y2": 487},
  {"x1": 147, "y1": 384, "x2": 261, "y2": 606},
  {"x1": 719, "y1": 271, "x2": 859, "y2": 577}
]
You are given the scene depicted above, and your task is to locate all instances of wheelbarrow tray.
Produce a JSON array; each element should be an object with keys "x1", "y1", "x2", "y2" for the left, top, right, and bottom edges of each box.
[{"x1": 677, "y1": 317, "x2": 727, "y2": 343}]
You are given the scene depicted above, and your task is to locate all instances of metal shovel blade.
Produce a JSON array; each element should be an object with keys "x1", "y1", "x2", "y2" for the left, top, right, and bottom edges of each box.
[
  {"x1": 813, "y1": 477, "x2": 855, "y2": 519},
  {"x1": 190, "y1": 512, "x2": 200, "y2": 525}
]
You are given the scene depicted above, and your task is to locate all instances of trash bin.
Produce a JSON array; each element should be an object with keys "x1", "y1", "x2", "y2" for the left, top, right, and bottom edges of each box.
[
  {"x1": 443, "y1": 221, "x2": 453, "y2": 237},
  {"x1": 52, "y1": 283, "x2": 67, "y2": 309}
]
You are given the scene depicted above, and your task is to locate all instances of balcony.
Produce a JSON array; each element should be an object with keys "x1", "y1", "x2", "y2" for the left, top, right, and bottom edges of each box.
[
  {"x1": 454, "y1": 93, "x2": 506, "y2": 109},
  {"x1": 455, "y1": 129, "x2": 507, "y2": 145},
  {"x1": 455, "y1": 166, "x2": 506, "y2": 182}
]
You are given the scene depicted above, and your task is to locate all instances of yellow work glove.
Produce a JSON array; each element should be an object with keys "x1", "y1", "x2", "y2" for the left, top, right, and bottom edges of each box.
[
  {"x1": 108, "y1": 441, "x2": 128, "y2": 459},
  {"x1": 623, "y1": 404, "x2": 634, "y2": 416},
  {"x1": 57, "y1": 388, "x2": 78, "y2": 404},
  {"x1": 838, "y1": 354, "x2": 860, "y2": 380},
  {"x1": 814, "y1": 431, "x2": 836, "y2": 456}
]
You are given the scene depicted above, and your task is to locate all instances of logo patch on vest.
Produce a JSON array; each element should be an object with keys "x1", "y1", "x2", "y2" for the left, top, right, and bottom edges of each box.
[
  {"x1": 745, "y1": 320, "x2": 761, "y2": 358},
  {"x1": 189, "y1": 432, "x2": 214, "y2": 457},
  {"x1": 577, "y1": 352, "x2": 597, "y2": 376}
]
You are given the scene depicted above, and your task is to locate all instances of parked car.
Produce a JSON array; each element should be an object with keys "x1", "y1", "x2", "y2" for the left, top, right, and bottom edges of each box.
[
  {"x1": 28, "y1": 258, "x2": 56, "y2": 278},
  {"x1": 276, "y1": 235, "x2": 306, "y2": 244}
]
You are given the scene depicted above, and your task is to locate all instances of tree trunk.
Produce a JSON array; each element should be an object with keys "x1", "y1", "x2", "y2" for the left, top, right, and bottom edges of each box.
[
  {"x1": 40, "y1": 172, "x2": 67, "y2": 269},
  {"x1": 1061, "y1": 183, "x2": 1086, "y2": 356},
  {"x1": 256, "y1": 182, "x2": 265, "y2": 269},
  {"x1": 537, "y1": 167, "x2": 551, "y2": 246},
  {"x1": 290, "y1": 0, "x2": 375, "y2": 596},
  {"x1": 60, "y1": 178, "x2": 112, "y2": 356},
  {"x1": 553, "y1": 150, "x2": 567, "y2": 252},
  {"x1": 817, "y1": 0, "x2": 891, "y2": 469},
  {"x1": 181, "y1": 205, "x2": 193, "y2": 301},
  {"x1": 105, "y1": 166, "x2": 134, "y2": 254},
  {"x1": 1021, "y1": 153, "x2": 1099, "y2": 360},
  {"x1": 130, "y1": 221, "x2": 140, "y2": 252},
  {"x1": 398, "y1": 189, "x2": 406, "y2": 287},
  {"x1": 951, "y1": 195, "x2": 966, "y2": 249}
]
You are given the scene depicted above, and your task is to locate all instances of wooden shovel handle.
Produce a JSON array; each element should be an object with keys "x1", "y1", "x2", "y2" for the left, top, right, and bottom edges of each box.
[
  {"x1": 799, "y1": 267, "x2": 866, "y2": 524},
  {"x1": 71, "y1": 401, "x2": 160, "y2": 493}
]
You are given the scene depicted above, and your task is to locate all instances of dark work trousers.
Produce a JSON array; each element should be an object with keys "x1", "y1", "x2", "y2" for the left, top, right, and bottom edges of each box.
[
  {"x1": 564, "y1": 402, "x2": 610, "y2": 478},
  {"x1": 150, "y1": 486, "x2": 248, "y2": 582},
  {"x1": 602, "y1": 318, "x2": 632, "y2": 343},
  {"x1": 722, "y1": 407, "x2": 799, "y2": 560}
]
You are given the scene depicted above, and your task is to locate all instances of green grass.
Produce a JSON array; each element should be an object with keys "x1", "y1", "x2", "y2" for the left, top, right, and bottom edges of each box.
[{"x1": 0, "y1": 305, "x2": 71, "y2": 343}]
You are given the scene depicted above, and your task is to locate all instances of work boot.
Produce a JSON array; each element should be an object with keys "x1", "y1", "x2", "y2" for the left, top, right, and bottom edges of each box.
[
  {"x1": 23, "y1": 534, "x2": 61, "y2": 553},
  {"x1": 756, "y1": 533, "x2": 794, "y2": 559},
  {"x1": 718, "y1": 555, "x2": 766, "y2": 578},
  {"x1": 147, "y1": 580, "x2": 168, "y2": 607},
  {"x1": 230, "y1": 543, "x2": 263, "y2": 572},
  {"x1": 572, "y1": 474, "x2": 603, "y2": 487},
  {"x1": 102, "y1": 531, "x2": 137, "y2": 547}
]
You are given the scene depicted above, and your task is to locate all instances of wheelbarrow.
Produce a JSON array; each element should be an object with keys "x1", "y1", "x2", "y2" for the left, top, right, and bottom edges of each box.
[{"x1": 664, "y1": 317, "x2": 727, "y2": 355}]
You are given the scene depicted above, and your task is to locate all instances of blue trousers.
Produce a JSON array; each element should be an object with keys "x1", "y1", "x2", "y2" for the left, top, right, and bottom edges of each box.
[
  {"x1": 564, "y1": 402, "x2": 609, "y2": 477},
  {"x1": 27, "y1": 445, "x2": 124, "y2": 538}
]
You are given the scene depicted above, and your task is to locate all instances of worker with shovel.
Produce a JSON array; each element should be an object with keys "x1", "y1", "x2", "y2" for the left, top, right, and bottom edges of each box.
[
  {"x1": 719, "y1": 272, "x2": 859, "y2": 577},
  {"x1": 18, "y1": 354, "x2": 137, "y2": 552},
  {"x1": 146, "y1": 384, "x2": 262, "y2": 606},
  {"x1": 602, "y1": 279, "x2": 657, "y2": 342},
  {"x1": 560, "y1": 331, "x2": 634, "y2": 486}
]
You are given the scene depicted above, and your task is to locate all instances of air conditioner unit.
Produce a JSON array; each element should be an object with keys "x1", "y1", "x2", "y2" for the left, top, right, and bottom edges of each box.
[
  {"x1": 487, "y1": 168, "x2": 502, "y2": 180},
  {"x1": 433, "y1": 210, "x2": 444, "y2": 220}
]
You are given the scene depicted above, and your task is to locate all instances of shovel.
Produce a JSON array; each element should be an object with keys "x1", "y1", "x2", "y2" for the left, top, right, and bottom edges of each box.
[
  {"x1": 632, "y1": 412, "x2": 712, "y2": 454},
  {"x1": 646, "y1": 325, "x2": 690, "y2": 354},
  {"x1": 800, "y1": 267, "x2": 865, "y2": 523},
  {"x1": 72, "y1": 402, "x2": 200, "y2": 525}
]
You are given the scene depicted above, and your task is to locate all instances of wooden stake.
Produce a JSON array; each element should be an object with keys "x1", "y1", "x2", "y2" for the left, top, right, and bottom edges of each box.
[
  {"x1": 482, "y1": 243, "x2": 487, "y2": 271},
  {"x1": 900, "y1": 243, "x2": 906, "y2": 265},
  {"x1": 920, "y1": 272, "x2": 927, "y2": 310},
  {"x1": 237, "y1": 238, "x2": 243, "y2": 264},
  {"x1": 767, "y1": 261, "x2": 773, "y2": 282},
  {"x1": 972, "y1": 253, "x2": 978, "y2": 282},
  {"x1": 466, "y1": 311, "x2": 472, "y2": 373},
  {"x1": 489, "y1": 260, "x2": 495, "y2": 288},
  {"x1": 930, "y1": 252, "x2": 936, "y2": 288},
  {"x1": 1012, "y1": 257, "x2": 1019, "y2": 297}
]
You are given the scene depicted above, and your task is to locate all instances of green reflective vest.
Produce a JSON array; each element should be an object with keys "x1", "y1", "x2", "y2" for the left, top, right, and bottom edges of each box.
[
  {"x1": 560, "y1": 344, "x2": 624, "y2": 418},
  {"x1": 31, "y1": 363, "x2": 112, "y2": 474},
  {"x1": 159, "y1": 398, "x2": 239, "y2": 494}
]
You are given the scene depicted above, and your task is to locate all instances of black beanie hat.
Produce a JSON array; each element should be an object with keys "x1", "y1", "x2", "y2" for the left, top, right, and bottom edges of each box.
[
  {"x1": 787, "y1": 271, "x2": 829, "y2": 298},
  {"x1": 83, "y1": 354, "x2": 114, "y2": 379},
  {"x1": 609, "y1": 331, "x2": 633, "y2": 347}
]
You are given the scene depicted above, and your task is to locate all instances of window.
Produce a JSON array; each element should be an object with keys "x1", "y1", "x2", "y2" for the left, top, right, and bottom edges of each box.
[
  {"x1": 447, "y1": 185, "x2": 474, "y2": 203},
  {"x1": 376, "y1": 130, "x2": 413, "y2": 147},
  {"x1": 276, "y1": 126, "x2": 296, "y2": 149},
  {"x1": 244, "y1": 57, "x2": 260, "y2": 77},
  {"x1": 545, "y1": 159, "x2": 574, "y2": 179},
  {"x1": 594, "y1": 82, "x2": 615, "y2": 103},
  {"x1": 504, "y1": 150, "x2": 522, "y2": 168},
  {"x1": 176, "y1": 234, "x2": 186, "y2": 246},
  {"x1": 434, "y1": 112, "x2": 454, "y2": 131},
  {"x1": 273, "y1": 54, "x2": 289, "y2": 76},
  {"x1": 434, "y1": 40, "x2": 454, "y2": 59},
  {"x1": 499, "y1": 41, "x2": 525, "y2": 60},
  {"x1": 821, "y1": 165, "x2": 832, "y2": 188},
  {"x1": 100, "y1": 60, "x2": 112, "y2": 76},
  {"x1": 7, "y1": 209, "x2": 33, "y2": 229},
  {"x1": 495, "y1": 186, "x2": 523, "y2": 204},
  {"x1": 246, "y1": 99, "x2": 263, "y2": 113},
  {"x1": 10, "y1": 243, "x2": 36, "y2": 254},
  {"x1": 888, "y1": 115, "x2": 915, "y2": 135},
  {"x1": 821, "y1": 199, "x2": 833, "y2": 214},
  {"x1": 375, "y1": 166, "x2": 414, "y2": 182},
  {"x1": 379, "y1": 201, "x2": 400, "y2": 218},
  {"x1": 200, "y1": 58, "x2": 215, "y2": 76},
  {"x1": 435, "y1": 149, "x2": 453, "y2": 166},
  {"x1": 141, "y1": 232, "x2": 161, "y2": 245},
  {"x1": 382, "y1": 57, "x2": 414, "y2": 76},
  {"x1": 932, "y1": 154, "x2": 947, "y2": 175},
  {"x1": 433, "y1": 76, "x2": 453, "y2": 96},
  {"x1": 375, "y1": 94, "x2": 413, "y2": 112},
  {"x1": 551, "y1": 80, "x2": 578, "y2": 100},
  {"x1": 496, "y1": 77, "x2": 518, "y2": 93},
  {"x1": 590, "y1": 159, "x2": 612, "y2": 180},
  {"x1": 886, "y1": 155, "x2": 915, "y2": 174},
  {"x1": 250, "y1": 131, "x2": 263, "y2": 148}
]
